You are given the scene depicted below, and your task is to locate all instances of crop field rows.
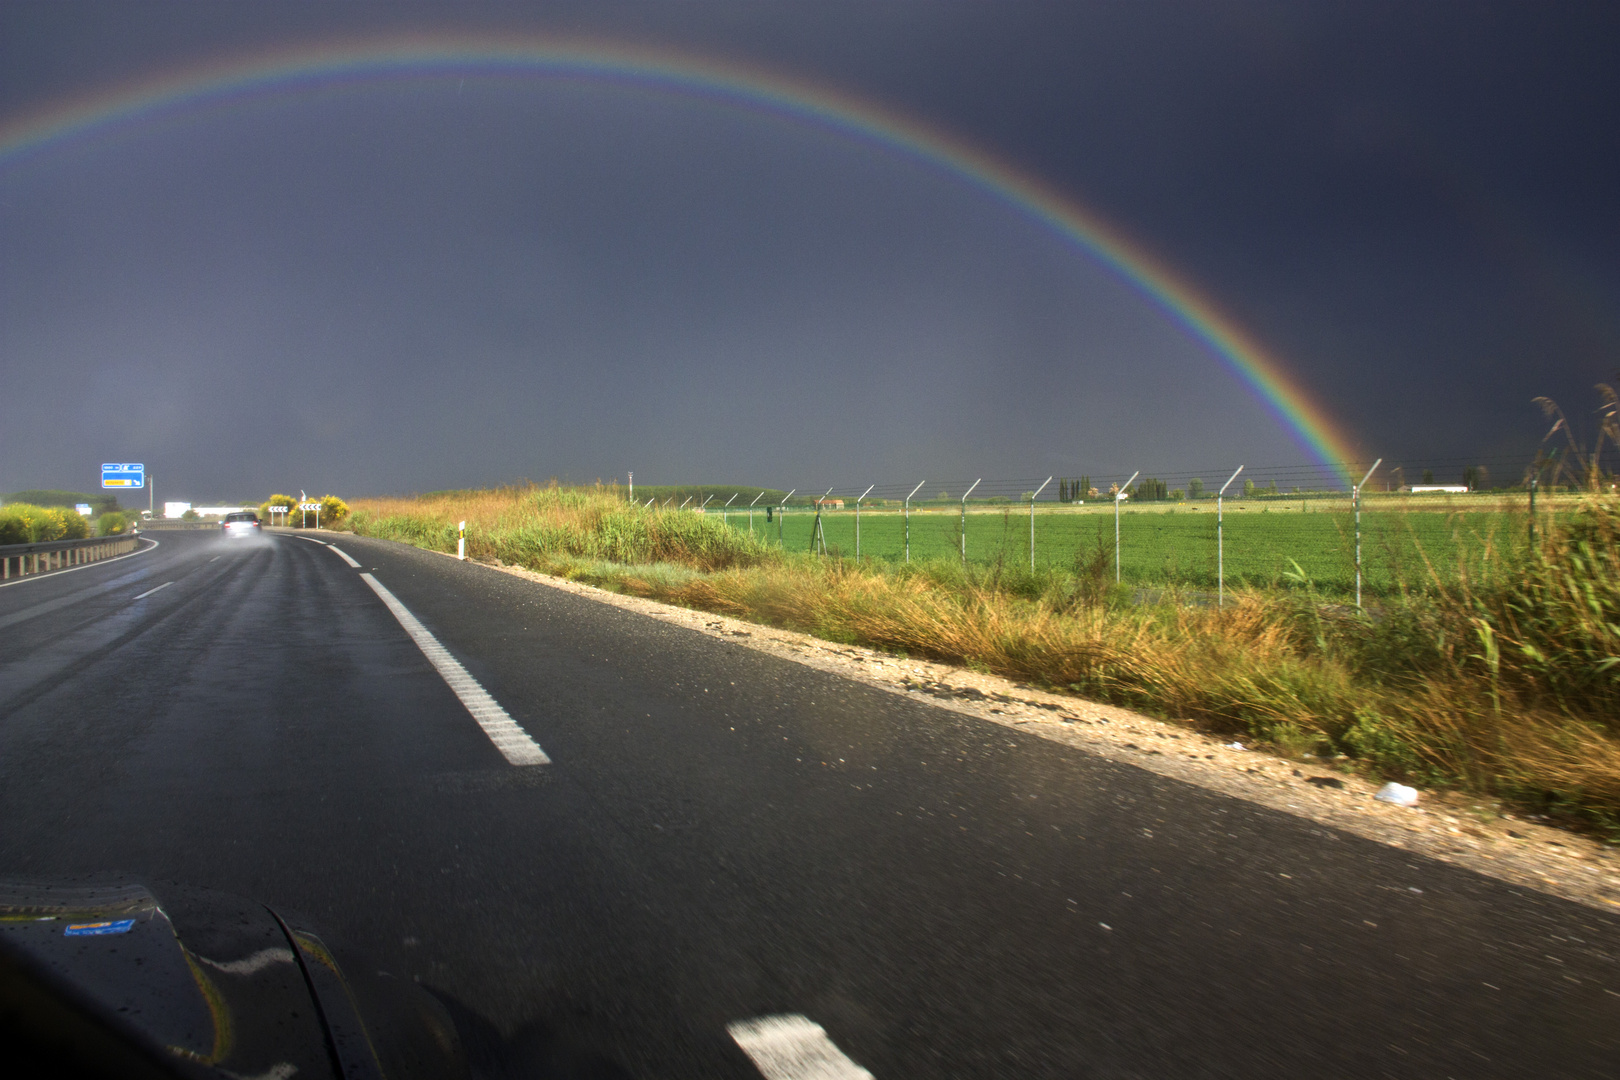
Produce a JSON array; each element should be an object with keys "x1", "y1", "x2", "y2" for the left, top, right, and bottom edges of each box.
[{"x1": 717, "y1": 502, "x2": 1531, "y2": 596}]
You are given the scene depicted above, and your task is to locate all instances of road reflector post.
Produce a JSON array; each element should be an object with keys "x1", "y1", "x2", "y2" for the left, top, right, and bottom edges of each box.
[{"x1": 458, "y1": 520, "x2": 466, "y2": 561}]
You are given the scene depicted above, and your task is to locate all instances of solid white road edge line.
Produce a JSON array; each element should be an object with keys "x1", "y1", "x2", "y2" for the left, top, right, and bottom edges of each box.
[
  {"x1": 328, "y1": 546, "x2": 361, "y2": 568},
  {"x1": 133, "y1": 581, "x2": 174, "y2": 600},
  {"x1": 293, "y1": 535, "x2": 328, "y2": 545},
  {"x1": 727, "y1": 1015, "x2": 874, "y2": 1080},
  {"x1": 0, "y1": 537, "x2": 159, "y2": 590},
  {"x1": 359, "y1": 573, "x2": 550, "y2": 766}
]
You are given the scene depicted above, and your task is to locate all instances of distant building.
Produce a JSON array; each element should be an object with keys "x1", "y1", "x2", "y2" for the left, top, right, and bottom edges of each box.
[
  {"x1": 813, "y1": 498, "x2": 845, "y2": 510},
  {"x1": 1407, "y1": 486, "x2": 1469, "y2": 494}
]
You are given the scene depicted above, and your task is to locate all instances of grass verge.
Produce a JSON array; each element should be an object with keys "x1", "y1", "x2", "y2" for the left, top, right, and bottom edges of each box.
[{"x1": 348, "y1": 484, "x2": 1620, "y2": 836}]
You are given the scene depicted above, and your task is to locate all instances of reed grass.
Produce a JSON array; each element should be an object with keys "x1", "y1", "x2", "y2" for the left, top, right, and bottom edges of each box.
[{"x1": 347, "y1": 483, "x2": 1620, "y2": 833}]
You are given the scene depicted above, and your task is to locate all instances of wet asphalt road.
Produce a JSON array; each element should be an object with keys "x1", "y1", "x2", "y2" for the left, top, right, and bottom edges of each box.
[{"x1": 0, "y1": 527, "x2": 1616, "y2": 1078}]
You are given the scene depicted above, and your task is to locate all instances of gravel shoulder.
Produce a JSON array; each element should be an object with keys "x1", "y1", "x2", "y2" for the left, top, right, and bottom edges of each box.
[{"x1": 442, "y1": 549, "x2": 1620, "y2": 914}]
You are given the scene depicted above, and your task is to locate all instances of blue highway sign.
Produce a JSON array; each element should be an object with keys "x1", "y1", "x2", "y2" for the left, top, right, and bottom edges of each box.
[{"x1": 101, "y1": 463, "x2": 144, "y2": 489}]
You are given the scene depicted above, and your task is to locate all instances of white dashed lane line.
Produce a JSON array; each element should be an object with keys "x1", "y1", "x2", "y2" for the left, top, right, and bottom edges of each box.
[
  {"x1": 727, "y1": 1015, "x2": 875, "y2": 1080},
  {"x1": 359, "y1": 573, "x2": 549, "y2": 766},
  {"x1": 328, "y1": 546, "x2": 361, "y2": 568},
  {"x1": 132, "y1": 582, "x2": 173, "y2": 600}
]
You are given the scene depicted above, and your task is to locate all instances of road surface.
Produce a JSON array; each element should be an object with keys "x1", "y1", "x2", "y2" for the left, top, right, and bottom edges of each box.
[{"x1": 1, "y1": 528, "x2": 1615, "y2": 1077}]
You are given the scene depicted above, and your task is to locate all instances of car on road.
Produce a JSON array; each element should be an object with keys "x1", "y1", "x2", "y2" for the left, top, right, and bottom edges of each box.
[{"x1": 221, "y1": 510, "x2": 262, "y2": 537}]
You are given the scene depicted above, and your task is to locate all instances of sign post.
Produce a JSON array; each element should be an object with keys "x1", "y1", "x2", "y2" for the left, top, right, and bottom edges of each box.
[
  {"x1": 101, "y1": 464, "x2": 148, "y2": 518},
  {"x1": 298, "y1": 501, "x2": 321, "y2": 529}
]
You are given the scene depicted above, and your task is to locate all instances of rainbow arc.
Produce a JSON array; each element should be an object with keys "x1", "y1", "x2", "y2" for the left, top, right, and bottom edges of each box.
[{"x1": 0, "y1": 32, "x2": 1362, "y2": 482}]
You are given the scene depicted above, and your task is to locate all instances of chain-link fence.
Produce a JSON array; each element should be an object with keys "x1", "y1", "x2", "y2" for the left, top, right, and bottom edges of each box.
[{"x1": 656, "y1": 462, "x2": 1549, "y2": 601}]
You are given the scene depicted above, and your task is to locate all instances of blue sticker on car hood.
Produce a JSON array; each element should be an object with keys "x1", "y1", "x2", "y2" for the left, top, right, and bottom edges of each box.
[{"x1": 65, "y1": 919, "x2": 136, "y2": 936}]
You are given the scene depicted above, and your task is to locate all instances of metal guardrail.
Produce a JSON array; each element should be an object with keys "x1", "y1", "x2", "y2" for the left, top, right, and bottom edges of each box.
[
  {"x1": 136, "y1": 520, "x2": 219, "y2": 530},
  {"x1": 0, "y1": 533, "x2": 141, "y2": 580}
]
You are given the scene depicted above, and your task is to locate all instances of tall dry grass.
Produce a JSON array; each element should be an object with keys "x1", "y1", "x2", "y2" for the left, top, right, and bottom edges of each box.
[{"x1": 346, "y1": 483, "x2": 1620, "y2": 831}]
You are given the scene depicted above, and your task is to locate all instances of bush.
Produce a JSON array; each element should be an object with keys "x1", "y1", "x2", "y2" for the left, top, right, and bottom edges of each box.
[
  {"x1": 98, "y1": 512, "x2": 128, "y2": 536},
  {"x1": 1, "y1": 490, "x2": 120, "y2": 515},
  {"x1": 0, "y1": 503, "x2": 90, "y2": 544},
  {"x1": 318, "y1": 495, "x2": 350, "y2": 527},
  {"x1": 259, "y1": 494, "x2": 298, "y2": 524}
]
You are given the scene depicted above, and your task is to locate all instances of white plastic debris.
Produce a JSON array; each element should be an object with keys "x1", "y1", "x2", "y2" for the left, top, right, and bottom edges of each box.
[
  {"x1": 1375, "y1": 782, "x2": 1420, "y2": 807},
  {"x1": 1226, "y1": 742, "x2": 1245, "y2": 751}
]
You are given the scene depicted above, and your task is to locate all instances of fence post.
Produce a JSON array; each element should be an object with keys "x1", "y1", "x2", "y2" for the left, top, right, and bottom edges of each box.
[
  {"x1": 854, "y1": 484, "x2": 874, "y2": 560},
  {"x1": 778, "y1": 489, "x2": 795, "y2": 548},
  {"x1": 1528, "y1": 477, "x2": 1537, "y2": 546},
  {"x1": 1354, "y1": 459, "x2": 1382, "y2": 609},
  {"x1": 1217, "y1": 466, "x2": 1243, "y2": 608},
  {"x1": 748, "y1": 492, "x2": 763, "y2": 535},
  {"x1": 960, "y1": 479, "x2": 981, "y2": 566},
  {"x1": 811, "y1": 487, "x2": 833, "y2": 555},
  {"x1": 1029, "y1": 477, "x2": 1052, "y2": 572},
  {"x1": 1115, "y1": 470, "x2": 1140, "y2": 584},
  {"x1": 904, "y1": 480, "x2": 926, "y2": 563}
]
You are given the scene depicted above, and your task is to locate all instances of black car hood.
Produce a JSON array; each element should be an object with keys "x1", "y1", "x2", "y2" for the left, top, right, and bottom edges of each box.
[{"x1": 0, "y1": 878, "x2": 465, "y2": 1080}]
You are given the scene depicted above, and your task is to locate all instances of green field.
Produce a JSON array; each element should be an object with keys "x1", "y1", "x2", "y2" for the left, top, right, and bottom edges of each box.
[{"x1": 715, "y1": 499, "x2": 1533, "y2": 596}]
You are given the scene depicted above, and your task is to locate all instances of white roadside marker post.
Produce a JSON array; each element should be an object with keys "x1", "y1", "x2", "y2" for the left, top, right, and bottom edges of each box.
[{"x1": 458, "y1": 520, "x2": 466, "y2": 561}]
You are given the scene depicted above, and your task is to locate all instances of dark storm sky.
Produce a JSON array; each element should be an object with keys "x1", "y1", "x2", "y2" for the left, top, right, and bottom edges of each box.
[{"x1": 3, "y1": 2, "x2": 1617, "y2": 501}]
